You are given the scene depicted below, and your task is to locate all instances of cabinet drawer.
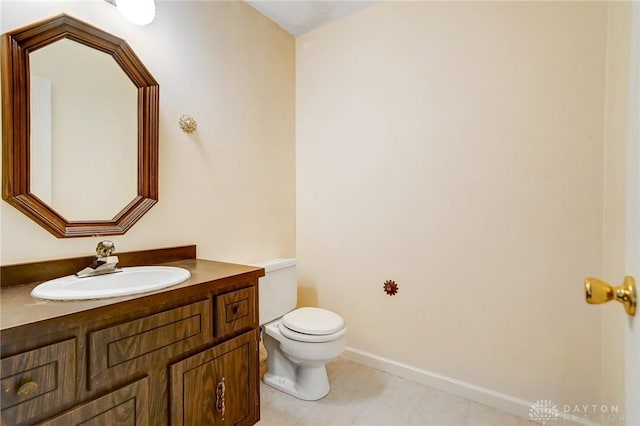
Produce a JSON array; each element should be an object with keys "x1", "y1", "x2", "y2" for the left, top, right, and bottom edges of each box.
[
  {"x1": 36, "y1": 376, "x2": 149, "y2": 426},
  {"x1": 1, "y1": 338, "x2": 76, "y2": 425},
  {"x1": 215, "y1": 287, "x2": 256, "y2": 338},
  {"x1": 89, "y1": 300, "x2": 211, "y2": 389}
]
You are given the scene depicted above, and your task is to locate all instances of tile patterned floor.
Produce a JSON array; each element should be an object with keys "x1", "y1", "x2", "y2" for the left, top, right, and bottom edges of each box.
[{"x1": 258, "y1": 358, "x2": 538, "y2": 426}]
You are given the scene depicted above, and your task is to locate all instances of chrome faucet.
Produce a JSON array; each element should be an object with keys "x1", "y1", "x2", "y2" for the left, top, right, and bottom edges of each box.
[{"x1": 76, "y1": 240, "x2": 121, "y2": 278}]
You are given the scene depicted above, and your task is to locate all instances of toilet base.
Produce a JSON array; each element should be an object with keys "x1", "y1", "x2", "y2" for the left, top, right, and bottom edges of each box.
[{"x1": 263, "y1": 365, "x2": 330, "y2": 401}]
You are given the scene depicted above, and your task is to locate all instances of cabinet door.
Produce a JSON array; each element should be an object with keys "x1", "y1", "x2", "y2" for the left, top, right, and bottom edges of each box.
[
  {"x1": 36, "y1": 377, "x2": 149, "y2": 426},
  {"x1": 170, "y1": 330, "x2": 258, "y2": 426}
]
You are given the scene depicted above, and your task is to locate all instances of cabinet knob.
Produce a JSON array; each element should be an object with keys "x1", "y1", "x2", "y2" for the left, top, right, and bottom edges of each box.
[
  {"x1": 215, "y1": 377, "x2": 226, "y2": 420},
  {"x1": 17, "y1": 381, "x2": 38, "y2": 398}
]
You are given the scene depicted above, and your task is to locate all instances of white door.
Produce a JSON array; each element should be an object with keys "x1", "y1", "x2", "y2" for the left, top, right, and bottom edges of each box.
[
  {"x1": 623, "y1": 171, "x2": 639, "y2": 417},
  {"x1": 597, "y1": 2, "x2": 640, "y2": 425},
  {"x1": 625, "y1": 1, "x2": 640, "y2": 422}
]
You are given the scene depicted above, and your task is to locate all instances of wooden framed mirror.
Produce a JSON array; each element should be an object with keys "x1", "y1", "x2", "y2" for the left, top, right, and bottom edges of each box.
[{"x1": 1, "y1": 14, "x2": 159, "y2": 238}]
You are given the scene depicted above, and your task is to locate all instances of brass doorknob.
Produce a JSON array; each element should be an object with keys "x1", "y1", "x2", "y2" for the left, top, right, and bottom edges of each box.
[{"x1": 584, "y1": 276, "x2": 636, "y2": 316}]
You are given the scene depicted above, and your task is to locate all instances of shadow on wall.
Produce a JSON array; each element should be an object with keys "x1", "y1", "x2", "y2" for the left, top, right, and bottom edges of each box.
[{"x1": 297, "y1": 283, "x2": 318, "y2": 308}]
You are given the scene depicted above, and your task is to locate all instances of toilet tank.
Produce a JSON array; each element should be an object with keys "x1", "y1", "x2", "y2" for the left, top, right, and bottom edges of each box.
[{"x1": 251, "y1": 258, "x2": 297, "y2": 325}]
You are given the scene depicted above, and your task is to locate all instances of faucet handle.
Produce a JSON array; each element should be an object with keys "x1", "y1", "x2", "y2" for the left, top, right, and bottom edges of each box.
[{"x1": 96, "y1": 240, "x2": 116, "y2": 257}]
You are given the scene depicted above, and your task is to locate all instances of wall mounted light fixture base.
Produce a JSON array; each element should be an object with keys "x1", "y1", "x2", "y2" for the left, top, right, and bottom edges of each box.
[{"x1": 179, "y1": 115, "x2": 197, "y2": 134}]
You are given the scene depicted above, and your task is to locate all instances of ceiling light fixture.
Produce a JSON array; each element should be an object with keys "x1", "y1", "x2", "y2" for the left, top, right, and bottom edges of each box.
[{"x1": 105, "y1": 0, "x2": 156, "y2": 26}]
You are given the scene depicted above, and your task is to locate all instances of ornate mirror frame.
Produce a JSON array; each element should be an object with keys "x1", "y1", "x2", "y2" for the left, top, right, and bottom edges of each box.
[{"x1": 1, "y1": 14, "x2": 159, "y2": 238}]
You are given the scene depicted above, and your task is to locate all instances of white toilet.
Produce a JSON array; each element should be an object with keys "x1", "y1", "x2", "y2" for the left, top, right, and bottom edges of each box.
[{"x1": 253, "y1": 258, "x2": 347, "y2": 401}]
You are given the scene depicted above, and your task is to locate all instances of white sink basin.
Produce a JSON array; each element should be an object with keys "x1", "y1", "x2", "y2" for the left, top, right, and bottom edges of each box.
[{"x1": 31, "y1": 266, "x2": 191, "y2": 300}]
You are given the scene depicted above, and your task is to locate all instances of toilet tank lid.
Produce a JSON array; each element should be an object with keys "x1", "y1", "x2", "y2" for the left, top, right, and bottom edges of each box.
[{"x1": 250, "y1": 258, "x2": 296, "y2": 272}]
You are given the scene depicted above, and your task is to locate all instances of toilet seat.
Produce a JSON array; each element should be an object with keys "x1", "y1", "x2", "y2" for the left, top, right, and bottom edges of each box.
[{"x1": 278, "y1": 307, "x2": 346, "y2": 343}]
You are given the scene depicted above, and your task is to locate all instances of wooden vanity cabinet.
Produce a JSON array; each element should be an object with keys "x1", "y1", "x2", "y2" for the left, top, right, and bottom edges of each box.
[{"x1": 0, "y1": 257, "x2": 263, "y2": 426}]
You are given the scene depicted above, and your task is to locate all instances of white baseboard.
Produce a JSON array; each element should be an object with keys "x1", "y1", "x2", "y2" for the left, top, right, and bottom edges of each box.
[{"x1": 342, "y1": 347, "x2": 600, "y2": 426}]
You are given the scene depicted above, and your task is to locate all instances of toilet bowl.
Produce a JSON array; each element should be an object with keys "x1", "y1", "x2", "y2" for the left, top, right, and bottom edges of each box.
[
  {"x1": 253, "y1": 259, "x2": 347, "y2": 401},
  {"x1": 262, "y1": 307, "x2": 346, "y2": 400}
]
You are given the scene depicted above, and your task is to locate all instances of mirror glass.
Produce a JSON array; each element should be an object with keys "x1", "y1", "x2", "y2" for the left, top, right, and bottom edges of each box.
[{"x1": 29, "y1": 39, "x2": 138, "y2": 221}]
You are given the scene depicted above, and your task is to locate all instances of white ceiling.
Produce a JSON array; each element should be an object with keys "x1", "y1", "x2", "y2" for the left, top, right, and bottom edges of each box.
[{"x1": 245, "y1": 1, "x2": 378, "y2": 36}]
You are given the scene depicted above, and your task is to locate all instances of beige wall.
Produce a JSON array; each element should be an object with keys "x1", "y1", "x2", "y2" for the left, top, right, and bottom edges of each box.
[
  {"x1": 0, "y1": 0, "x2": 295, "y2": 264},
  {"x1": 296, "y1": 1, "x2": 607, "y2": 407}
]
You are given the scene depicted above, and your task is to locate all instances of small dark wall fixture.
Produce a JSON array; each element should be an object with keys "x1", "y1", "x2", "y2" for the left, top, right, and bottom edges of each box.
[
  {"x1": 383, "y1": 280, "x2": 398, "y2": 296},
  {"x1": 1, "y1": 14, "x2": 159, "y2": 238}
]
